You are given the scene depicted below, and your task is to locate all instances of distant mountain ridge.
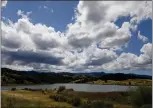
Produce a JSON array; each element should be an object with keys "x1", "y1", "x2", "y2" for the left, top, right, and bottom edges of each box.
[
  {"x1": 2, "y1": 67, "x2": 151, "y2": 77},
  {"x1": 75, "y1": 72, "x2": 106, "y2": 76},
  {"x1": 75, "y1": 72, "x2": 152, "y2": 79},
  {"x1": 1, "y1": 68, "x2": 152, "y2": 86}
]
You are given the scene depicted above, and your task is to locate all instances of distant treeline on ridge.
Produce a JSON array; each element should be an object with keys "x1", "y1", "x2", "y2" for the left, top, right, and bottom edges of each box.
[{"x1": 1, "y1": 68, "x2": 151, "y2": 86}]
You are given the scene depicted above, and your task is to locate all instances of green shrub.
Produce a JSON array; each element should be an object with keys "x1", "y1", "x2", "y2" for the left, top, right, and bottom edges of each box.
[
  {"x1": 11, "y1": 88, "x2": 16, "y2": 91},
  {"x1": 50, "y1": 94, "x2": 67, "y2": 102},
  {"x1": 71, "y1": 97, "x2": 81, "y2": 106},
  {"x1": 67, "y1": 98, "x2": 73, "y2": 104},
  {"x1": 104, "y1": 79, "x2": 107, "y2": 83},
  {"x1": 50, "y1": 94, "x2": 81, "y2": 107},
  {"x1": 57, "y1": 86, "x2": 66, "y2": 93},
  {"x1": 82, "y1": 100, "x2": 92, "y2": 105},
  {"x1": 66, "y1": 88, "x2": 74, "y2": 92},
  {"x1": 129, "y1": 86, "x2": 152, "y2": 108},
  {"x1": 42, "y1": 89, "x2": 47, "y2": 95},
  {"x1": 63, "y1": 88, "x2": 74, "y2": 94},
  {"x1": 80, "y1": 100, "x2": 114, "y2": 108}
]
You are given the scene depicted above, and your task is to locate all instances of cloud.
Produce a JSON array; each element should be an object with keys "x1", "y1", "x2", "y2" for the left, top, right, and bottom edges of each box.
[
  {"x1": 76, "y1": 1, "x2": 152, "y2": 23},
  {"x1": 1, "y1": 17, "x2": 69, "y2": 66},
  {"x1": 39, "y1": 5, "x2": 54, "y2": 13},
  {"x1": 1, "y1": 1, "x2": 7, "y2": 7},
  {"x1": 2, "y1": 47, "x2": 64, "y2": 65},
  {"x1": 66, "y1": 20, "x2": 131, "y2": 50},
  {"x1": 17, "y1": 10, "x2": 23, "y2": 16},
  {"x1": 17, "y1": 10, "x2": 32, "y2": 19},
  {"x1": 2, "y1": 64, "x2": 34, "y2": 71},
  {"x1": 138, "y1": 31, "x2": 148, "y2": 43},
  {"x1": 102, "y1": 43, "x2": 152, "y2": 71},
  {"x1": 43, "y1": 6, "x2": 48, "y2": 9},
  {"x1": 87, "y1": 48, "x2": 118, "y2": 66},
  {"x1": 97, "y1": 22, "x2": 131, "y2": 50},
  {"x1": 138, "y1": 43, "x2": 152, "y2": 65},
  {"x1": 39, "y1": 5, "x2": 47, "y2": 9},
  {"x1": 66, "y1": 1, "x2": 152, "y2": 50},
  {"x1": 2, "y1": 22, "x2": 22, "y2": 49},
  {"x1": 51, "y1": 9, "x2": 54, "y2": 13},
  {"x1": 1, "y1": 1, "x2": 152, "y2": 72},
  {"x1": 102, "y1": 53, "x2": 138, "y2": 71}
]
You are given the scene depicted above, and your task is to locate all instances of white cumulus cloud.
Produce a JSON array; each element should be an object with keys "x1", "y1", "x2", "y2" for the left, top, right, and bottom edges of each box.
[
  {"x1": 138, "y1": 31, "x2": 148, "y2": 43},
  {"x1": 1, "y1": 1, "x2": 152, "y2": 73},
  {"x1": 1, "y1": 1, "x2": 7, "y2": 8}
]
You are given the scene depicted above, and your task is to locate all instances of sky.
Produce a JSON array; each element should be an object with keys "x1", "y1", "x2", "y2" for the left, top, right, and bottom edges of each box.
[{"x1": 1, "y1": 1, "x2": 152, "y2": 75}]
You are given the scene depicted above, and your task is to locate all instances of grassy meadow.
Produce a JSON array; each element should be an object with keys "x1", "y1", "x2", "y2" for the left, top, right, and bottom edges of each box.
[
  {"x1": 88, "y1": 79, "x2": 152, "y2": 86},
  {"x1": 2, "y1": 89, "x2": 72, "y2": 108},
  {"x1": 1, "y1": 86, "x2": 152, "y2": 108}
]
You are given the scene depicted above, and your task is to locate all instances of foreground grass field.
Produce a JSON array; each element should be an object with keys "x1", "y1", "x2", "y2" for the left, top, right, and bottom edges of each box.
[
  {"x1": 2, "y1": 90, "x2": 131, "y2": 108},
  {"x1": 2, "y1": 86, "x2": 152, "y2": 108},
  {"x1": 2, "y1": 90, "x2": 73, "y2": 108},
  {"x1": 88, "y1": 79, "x2": 152, "y2": 86}
]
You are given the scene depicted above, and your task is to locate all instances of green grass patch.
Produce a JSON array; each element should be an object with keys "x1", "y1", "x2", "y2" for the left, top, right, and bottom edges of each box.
[{"x1": 129, "y1": 86, "x2": 152, "y2": 108}]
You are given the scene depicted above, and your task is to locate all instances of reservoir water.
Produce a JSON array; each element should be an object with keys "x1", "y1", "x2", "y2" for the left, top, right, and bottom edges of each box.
[{"x1": 1, "y1": 83, "x2": 136, "y2": 92}]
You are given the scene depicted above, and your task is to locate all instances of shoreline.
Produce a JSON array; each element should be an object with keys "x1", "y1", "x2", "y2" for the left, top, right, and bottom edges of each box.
[{"x1": 2, "y1": 82, "x2": 152, "y2": 87}]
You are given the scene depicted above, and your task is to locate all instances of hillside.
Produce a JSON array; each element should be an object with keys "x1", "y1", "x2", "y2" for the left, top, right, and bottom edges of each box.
[{"x1": 1, "y1": 68, "x2": 152, "y2": 86}]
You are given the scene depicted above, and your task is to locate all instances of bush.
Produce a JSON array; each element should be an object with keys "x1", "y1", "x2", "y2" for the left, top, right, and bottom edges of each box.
[
  {"x1": 57, "y1": 86, "x2": 66, "y2": 93},
  {"x1": 104, "y1": 79, "x2": 107, "y2": 83},
  {"x1": 140, "y1": 104, "x2": 152, "y2": 108},
  {"x1": 11, "y1": 88, "x2": 16, "y2": 91},
  {"x1": 129, "y1": 86, "x2": 152, "y2": 108},
  {"x1": 50, "y1": 94, "x2": 67, "y2": 102},
  {"x1": 22, "y1": 88, "x2": 42, "y2": 91},
  {"x1": 66, "y1": 88, "x2": 74, "y2": 92},
  {"x1": 42, "y1": 89, "x2": 47, "y2": 95},
  {"x1": 64, "y1": 88, "x2": 74, "y2": 94},
  {"x1": 80, "y1": 100, "x2": 114, "y2": 108},
  {"x1": 23, "y1": 88, "x2": 29, "y2": 90},
  {"x1": 67, "y1": 96, "x2": 81, "y2": 106},
  {"x1": 71, "y1": 97, "x2": 81, "y2": 106},
  {"x1": 50, "y1": 94, "x2": 81, "y2": 107}
]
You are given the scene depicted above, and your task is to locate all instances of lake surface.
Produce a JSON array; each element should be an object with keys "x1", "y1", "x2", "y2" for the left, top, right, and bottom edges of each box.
[{"x1": 1, "y1": 84, "x2": 136, "y2": 92}]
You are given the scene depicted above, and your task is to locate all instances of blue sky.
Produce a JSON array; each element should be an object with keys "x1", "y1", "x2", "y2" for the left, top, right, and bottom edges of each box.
[
  {"x1": 115, "y1": 16, "x2": 152, "y2": 56},
  {"x1": 2, "y1": 1, "x2": 79, "y2": 32},
  {"x1": 3, "y1": 1, "x2": 151, "y2": 55},
  {"x1": 1, "y1": 1, "x2": 152, "y2": 75}
]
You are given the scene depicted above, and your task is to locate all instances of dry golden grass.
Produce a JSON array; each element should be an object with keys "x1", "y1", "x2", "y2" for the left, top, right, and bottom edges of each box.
[
  {"x1": 62, "y1": 91, "x2": 132, "y2": 108},
  {"x1": 2, "y1": 90, "x2": 73, "y2": 108},
  {"x1": 88, "y1": 79, "x2": 152, "y2": 86},
  {"x1": 4, "y1": 86, "x2": 150, "y2": 108}
]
